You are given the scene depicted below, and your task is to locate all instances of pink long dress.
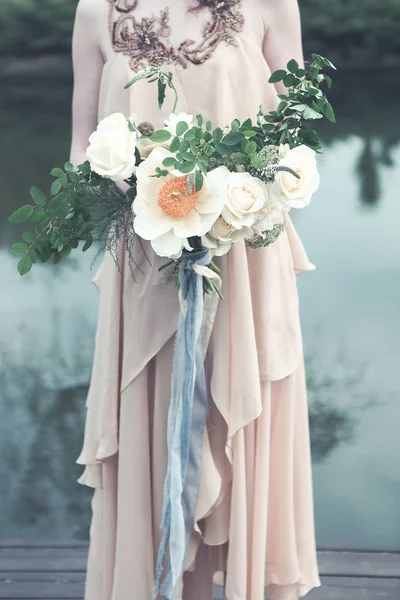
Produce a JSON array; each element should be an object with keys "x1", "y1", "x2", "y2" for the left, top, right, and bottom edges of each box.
[{"x1": 77, "y1": 1, "x2": 321, "y2": 598}]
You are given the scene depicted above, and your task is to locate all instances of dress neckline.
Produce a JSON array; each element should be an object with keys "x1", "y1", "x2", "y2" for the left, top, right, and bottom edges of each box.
[{"x1": 108, "y1": 0, "x2": 245, "y2": 71}]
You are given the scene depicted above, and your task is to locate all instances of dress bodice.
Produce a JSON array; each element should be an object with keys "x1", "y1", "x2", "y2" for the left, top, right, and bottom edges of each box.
[{"x1": 98, "y1": 0, "x2": 279, "y2": 128}]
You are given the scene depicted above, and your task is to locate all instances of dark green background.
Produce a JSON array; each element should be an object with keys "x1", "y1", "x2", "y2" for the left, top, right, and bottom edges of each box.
[{"x1": 1, "y1": 0, "x2": 400, "y2": 67}]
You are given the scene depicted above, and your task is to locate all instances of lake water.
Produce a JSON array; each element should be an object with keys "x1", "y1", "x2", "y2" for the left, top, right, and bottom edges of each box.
[{"x1": 0, "y1": 68, "x2": 399, "y2": 549}]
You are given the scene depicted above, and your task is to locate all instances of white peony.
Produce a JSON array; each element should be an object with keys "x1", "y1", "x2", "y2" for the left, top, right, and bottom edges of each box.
[
  {"x1": 86, "y1": 113, "x2": 138, "y2": 182},
  {"x1": 164, "y1": 112, "x2": 194, "y2": 135},
  {"x1": 202, "y1": 216, "x2": 253, "y2": 257},
  {"x1": 133, "y1": 148, "x2": 225, "y2": 259},
  {"x1": 270, "y1": 144, "x2": 320, "y2": 211}
]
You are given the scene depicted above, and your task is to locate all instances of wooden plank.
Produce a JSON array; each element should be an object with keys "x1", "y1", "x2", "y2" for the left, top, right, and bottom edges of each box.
[
  {"x1": 308, "y1": 576, "x2": 400, "y2": 600},
  {"x1": 0, "y1": 577, "x2": 398, "y2": 599},
  {"x1": 318, "y1": 550, "x2": 400, "y2": 578},
  {"x1": 0, "y1": 557, "x2": 87, "y2": 573}
]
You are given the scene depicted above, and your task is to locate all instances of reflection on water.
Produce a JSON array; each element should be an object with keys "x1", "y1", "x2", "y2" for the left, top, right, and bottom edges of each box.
[{"x1": 0, "y1": 69, "x2": 399, "y2": 549}]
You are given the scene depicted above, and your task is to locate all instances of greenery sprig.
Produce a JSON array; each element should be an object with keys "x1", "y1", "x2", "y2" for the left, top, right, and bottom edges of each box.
[
  {"x1": 9, "y1": 162, "x2": 118, "y2": 275},
  {"x1": 143, "y1": 54, "x2": 336, "y2": 194},
  {"x1": 9, "y1": 54, "x2": 336, "y2": 276}
]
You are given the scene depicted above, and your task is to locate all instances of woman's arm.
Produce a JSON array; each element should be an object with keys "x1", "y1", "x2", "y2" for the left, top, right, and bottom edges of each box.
[
  {"x1": 70, "y1": 0, "x2": 105, "y2": 167},
  {"x1": 262, "y1": 0, "x2": 304, "y2": 95}
]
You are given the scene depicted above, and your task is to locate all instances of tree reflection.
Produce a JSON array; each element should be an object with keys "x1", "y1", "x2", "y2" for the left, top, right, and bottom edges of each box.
[
  {"x1": 0, "y1": 311, "x2": 94, "y2": 539},
  {"x1": 305, "y1": 338, "x2": 380, "y2": 464},
  {"x1": 317, "y1": 71, "x2": 400, "y2": 208}
]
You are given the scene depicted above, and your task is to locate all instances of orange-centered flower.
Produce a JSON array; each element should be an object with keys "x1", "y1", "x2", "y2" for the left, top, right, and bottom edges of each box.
[{"x1": 158, "y1": 178, "x2": 198, "y2": 220}]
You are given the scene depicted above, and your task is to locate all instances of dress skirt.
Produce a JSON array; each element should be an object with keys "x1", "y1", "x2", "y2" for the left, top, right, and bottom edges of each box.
[{"x1": 77, "y1": 217, "x2": 321, "y2": 600}]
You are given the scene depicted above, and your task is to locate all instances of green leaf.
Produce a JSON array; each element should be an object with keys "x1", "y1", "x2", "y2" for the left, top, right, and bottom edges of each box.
[
  {"x1": 177, "y1": 161, "x2": 195, "y2": 174},
  {"x1": 64, "y1": 162, "x2": 74, "y2": 172},
  {"x1": 30, "y1": 207, "x2": 46, "y2": 222},
  {"x1": 231, "y1": 119, "x2": 240, "y2": 131},
  {"x1": 30, "y1": 185, "x2": 47, "y2": 207},
  {"x1": 196, "y1": 114, "x2": 204, "y2": 127},
  {"x1": 162, "y1": 157, "x2": 176, "y2": 167},
  {"x1": 176, "y1": 121, "x2": 189, "y2": 136},
  {"x1": 18, "y1": 255, "x2": 33, "y2": 276},
  {"x1": 22, "y1": 231, "x2": 35, "y2": 243},
  {"x1": 182, "y1": 151, "x2": 195, "y2": 161},
  {"x1": 245, "y1": 141, "x2": 257, "y2": 155},
  {"x1": 251, "y1": 155, "x2": 263, "y2": 169},
  {"x1": 287, "y1": 59, "x2": 299, "y2": 74},
  {"x1": 157, "y1": 81, "x2": 167, "y2": 109},
  {"x1": 184, "y1": 128, "x2": 196, "y2": 141},
  {"x1": 303, "y1": 106, "x2": 324, "y2": 120},
  {"x1": 178, "y1": 140, "x2": 189, "y2": 153},
  {"x1": 214, "y1": 141, "x2": 231, "y2": 156},
  {"x1": 169, "y1": 136, "x2": 180, "y2": 153},
  {"x1": 195, "y1": 170, "x2": 204, "y2": 192},
  {"x1": 82, "y1": 237, "x2": 93, "y2": 252},
  {"x1": 206, "y1": 120, "x2": 212, "y2": 131},
  {"x1": 222, "y1": 131, "x2": 243, "y2": 146},
  {"x1": 78, "y1": 161, "x2": 91, "y2": 175},
  {"x1": 323, "y1": 102, "x2": 336, "y2": 123},
  {"x1": 291, "y1": 104, "x2": 306, "y2": 112},
  {"x1": 51, "y1": 167, "x2": 65, "y2": 178},
  {"x1": 150, "y1": 130, "x2": 172, "y2": 143},
  {"x1": 9, "y1": 205, "x2": 34, "y2": 224},
  {"x1": 212, "y1": 127, "x2": 223, "y2": 142},
  {"x1": 269, "y1": 69, "x2": 287, "y2": 83},
  {"x1": 12, "y1": 242, "x2": 28, "y2": 256},
  {"x1": 283, "y1": 74, "x2": 297, "y2": 87},
  {"x1": 51, "y1": 178, "x2": 63, "y2": 196}
]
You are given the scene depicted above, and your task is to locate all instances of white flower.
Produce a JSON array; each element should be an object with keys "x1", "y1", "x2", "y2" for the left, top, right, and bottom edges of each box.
[
  {"x1": 202, "y1": 216, "x2": 253, "y2": 257},
  {"x1": 164, "y1": 112, "x2": 194, "y2": 135},
  {"x1": 86, "y1": 113, "x2": 137, "y2": 182},
  {"x1": 133, "y1": 148, "x2": 225, "y2": 259},
  {"x1": 221, "y1": 170, "x2": 269, "y2": 229},
  {"x1": 252, "y1": 203, "x2": 284, "y2": 236},
  {"x1": 270, "y1": 145, "x2": 320, "y2": 211}
]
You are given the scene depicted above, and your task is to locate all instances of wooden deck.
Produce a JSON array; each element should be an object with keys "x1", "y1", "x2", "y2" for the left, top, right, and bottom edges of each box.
[{"x1": 0, "y1": 543, "x2": 399, "y2": 599}]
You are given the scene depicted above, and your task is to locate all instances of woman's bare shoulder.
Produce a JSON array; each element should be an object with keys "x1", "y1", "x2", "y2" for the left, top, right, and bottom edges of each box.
[{"x1": 75, "y1": 0, "x2": 108, "y2": 23}]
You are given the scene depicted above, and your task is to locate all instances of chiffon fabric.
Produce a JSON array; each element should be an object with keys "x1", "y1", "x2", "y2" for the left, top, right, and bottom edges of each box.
[{"x1": 77, "y1": 1, "x2": 321, "y2": 598}]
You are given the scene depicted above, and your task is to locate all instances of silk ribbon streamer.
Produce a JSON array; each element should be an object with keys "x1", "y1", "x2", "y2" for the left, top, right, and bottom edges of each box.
[{"x1": 153, "y1": 248, "x2": 217, "y2": 600}]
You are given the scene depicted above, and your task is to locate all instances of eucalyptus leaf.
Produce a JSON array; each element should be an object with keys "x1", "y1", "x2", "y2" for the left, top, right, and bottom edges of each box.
[{"x1": 51, "y1": 167, "x2": 65, "y2": 178}]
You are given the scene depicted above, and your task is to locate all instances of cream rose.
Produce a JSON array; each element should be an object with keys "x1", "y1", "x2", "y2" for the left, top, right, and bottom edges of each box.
[
  {"x1": 270, "y1": 145, "x2": 320, "y2": 211},
  {"x1": 86, "y1": 113, "x2": 137, "y2": 182},
  {"x1": 221, "y1": 171, "x2": 269, "y2": 229},
  {"x1": 202, "y1": 217, "x2": 253, "y2": 257}
]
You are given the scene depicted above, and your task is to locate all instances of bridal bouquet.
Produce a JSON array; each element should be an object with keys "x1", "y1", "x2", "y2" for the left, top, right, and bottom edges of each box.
[
  {"x1": 10, "y1": 54, "x2": 335, "y2": 285},
  {"x1": 9, "y1": 54, "x2": 336, "y2": 600}
]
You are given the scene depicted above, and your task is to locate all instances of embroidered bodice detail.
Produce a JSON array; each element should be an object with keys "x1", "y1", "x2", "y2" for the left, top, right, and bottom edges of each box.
[{"x1": 108, "y1": 0, "x2": 245, "y2": 71}]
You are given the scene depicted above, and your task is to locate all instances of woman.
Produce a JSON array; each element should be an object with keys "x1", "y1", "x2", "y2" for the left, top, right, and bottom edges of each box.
[{"x1": 71, "y1": 0, "x2": 321, "y2": 598}]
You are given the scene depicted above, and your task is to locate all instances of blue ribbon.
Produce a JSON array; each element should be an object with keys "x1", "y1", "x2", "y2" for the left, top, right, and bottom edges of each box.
[{"x1": 153, "y1": 248, "x2": 211, "y2": 600}]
